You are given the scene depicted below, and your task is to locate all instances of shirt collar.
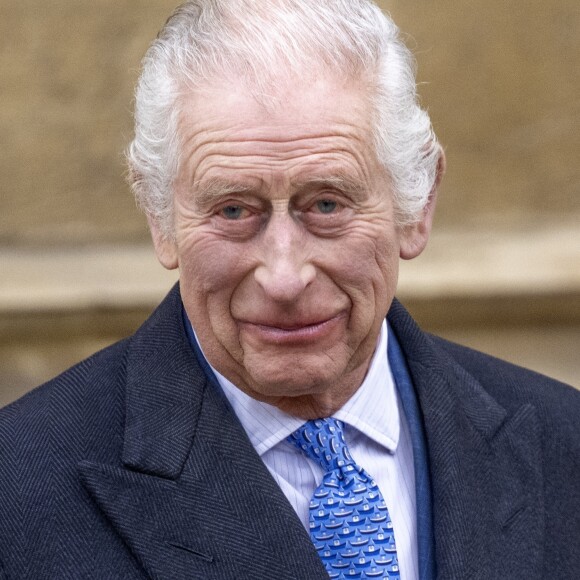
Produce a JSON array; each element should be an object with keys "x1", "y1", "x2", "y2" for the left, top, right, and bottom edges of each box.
[{"x1": 195, "y1": 319, "x2": 400, "y2": 456}]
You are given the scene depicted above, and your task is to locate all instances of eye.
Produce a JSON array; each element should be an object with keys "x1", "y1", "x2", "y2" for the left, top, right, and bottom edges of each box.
[
  {"x1": 315, "y1": 199, "x2": 338, "y2": 214},
  {"x1": 220, "y1": 205, "x2": 246, "y2": 220}
]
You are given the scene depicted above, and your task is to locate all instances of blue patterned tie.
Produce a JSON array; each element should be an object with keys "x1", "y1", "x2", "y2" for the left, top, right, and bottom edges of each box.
[{"x1": 288, "y1": 418, "x2": 400, "y2": 579}]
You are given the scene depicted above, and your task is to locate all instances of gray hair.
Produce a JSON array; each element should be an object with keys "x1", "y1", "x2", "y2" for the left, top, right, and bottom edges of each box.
[{"x1": 127, "y1": 0, "x2": 441, "y2": 238}]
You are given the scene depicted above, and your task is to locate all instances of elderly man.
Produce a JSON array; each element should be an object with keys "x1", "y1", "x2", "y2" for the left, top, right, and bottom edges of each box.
[{"x1": 1, "y1": 1, "x2": 579, "y2": 579}]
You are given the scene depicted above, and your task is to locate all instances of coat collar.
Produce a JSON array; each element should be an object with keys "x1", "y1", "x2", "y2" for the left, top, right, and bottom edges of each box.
[
  {"x1": 388, "y1": 299, "x2": 545, "y2": 579},
  {"x1": 79, "y1": 285, "x2": 327, "y2": 579}
]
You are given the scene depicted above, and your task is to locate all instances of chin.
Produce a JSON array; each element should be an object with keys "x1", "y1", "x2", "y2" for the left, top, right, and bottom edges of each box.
[{"x1": 245, "y1": 363, "x2": 336, "y2": 401}]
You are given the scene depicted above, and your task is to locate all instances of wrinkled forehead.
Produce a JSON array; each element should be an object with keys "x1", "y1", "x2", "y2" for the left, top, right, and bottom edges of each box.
[
  {"x1": 175, "y1": 67, "x2": 377, "y2": 141},
  {"x1": 171, "y1": 72, "x2": 388, "y2": 198}
]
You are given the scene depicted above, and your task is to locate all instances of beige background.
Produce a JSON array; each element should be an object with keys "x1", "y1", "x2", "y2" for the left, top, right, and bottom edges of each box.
[{"x1": 1, "y1": 0, "x2": 579, "y2": 405}]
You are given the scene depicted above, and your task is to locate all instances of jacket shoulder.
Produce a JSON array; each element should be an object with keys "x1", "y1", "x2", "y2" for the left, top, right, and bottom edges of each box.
[
  {"x1": 0, "y1": 285, "x2": 185, "y2": 505},
  {"x1": 0, "y1": 336, "x2": 129, "y2": 431},
  {"x1": 430, "y1": 334, "x2": 580, "y2": 415},
  {"x1": 0, "y1": 338, "x2": 131, "y2": 572},
  {"x1": 0, "y1": 335, "x2": 130, "y2": 466},
  {"x1": 0, "y1": 335, "x2": 131, "y2": 480},
  {"x1": 388, "y1": 298, "x2": 580, "y2": 446},
  {"x1": 0, "y1": 284, "x2": 185, "y2": 577},
  {"x1": 429, "y1": 333, "x2": 580, "y2": 575}
]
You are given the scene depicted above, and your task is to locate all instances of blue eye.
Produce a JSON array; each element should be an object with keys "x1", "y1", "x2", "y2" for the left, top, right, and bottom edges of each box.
[
  {"x1": 316, "y1": 200, "x2": 338, "y2": 214},
  {"x1": 221, "y1": 205, "x2": 244, "y2": 220}
]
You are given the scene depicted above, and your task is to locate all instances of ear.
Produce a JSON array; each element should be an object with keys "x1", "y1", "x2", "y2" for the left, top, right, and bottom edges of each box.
[
  {"x1": 399, "y1": 149, "x2": 446, "y2": 260},
  {"x1": 147, "y1": 214, "x2": 178, "y2": 270}
]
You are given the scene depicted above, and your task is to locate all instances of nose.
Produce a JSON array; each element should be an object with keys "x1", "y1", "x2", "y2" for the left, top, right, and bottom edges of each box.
[{"x1": 254, "y1": 213, "x2": 315, "y2": 303}]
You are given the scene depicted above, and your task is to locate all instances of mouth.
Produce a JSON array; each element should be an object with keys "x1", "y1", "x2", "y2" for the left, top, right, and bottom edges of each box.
[{"x1": 238, "y1": 313, "x2": 346, "y2": 345}]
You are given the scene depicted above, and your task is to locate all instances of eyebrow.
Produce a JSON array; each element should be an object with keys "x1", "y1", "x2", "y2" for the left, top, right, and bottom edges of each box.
[
  {"x1": 192, "y1": 178, "x2": 256, "y2": 207},
  {"x1": 290, "y1": 174, "x2": 367, "y2": 200},
  {"x1": 192, "y1": 172, "x2": 368, "y2": 206}
]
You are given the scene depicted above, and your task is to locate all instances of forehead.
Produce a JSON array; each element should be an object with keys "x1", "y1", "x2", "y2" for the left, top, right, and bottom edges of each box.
[
  {"x1": 181, "y1": 71, "x2": 372, "y2": 125},
  {"x1": 175, "y1": 75, "x2": 379, "y2": 182}
]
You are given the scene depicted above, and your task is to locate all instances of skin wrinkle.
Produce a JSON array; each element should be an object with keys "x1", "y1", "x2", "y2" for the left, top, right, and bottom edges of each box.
[
  {"x1": 182, "y1": 140, "x2": 373, "y2": 200},
  {"x1": 176, "y1": 77, "x2": 375, "y2": 191},
  {"x1": 150, "y1": 75, "x2": 438, "y2": 418},
  {"x1": 191, "y1": 173, "x2": 371, "y2": 213}
]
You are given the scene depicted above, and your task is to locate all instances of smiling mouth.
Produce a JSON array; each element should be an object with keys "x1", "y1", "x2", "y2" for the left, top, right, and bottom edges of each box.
[{"x1": 238, "y1": 313, "x2": 346, "y2": 345}]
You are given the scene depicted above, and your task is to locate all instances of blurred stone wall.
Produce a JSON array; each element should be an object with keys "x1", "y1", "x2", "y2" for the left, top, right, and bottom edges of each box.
[
  {"x1": 0, "y1": 0, "x2": 175, "y2": 245},
  {"x1": 390, "y1": 0, "x2": 580, "y2": 230},
  {"x1": 1, "y1": 0, "x2": 579, "y2": 404}
]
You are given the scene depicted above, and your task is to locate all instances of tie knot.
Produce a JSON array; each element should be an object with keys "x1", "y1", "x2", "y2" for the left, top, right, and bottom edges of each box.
[{"x1": 287, "y1": 417, "x2": 354, "y2": 473}]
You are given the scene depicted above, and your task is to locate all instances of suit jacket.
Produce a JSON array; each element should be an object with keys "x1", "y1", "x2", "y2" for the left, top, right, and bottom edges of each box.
[{"x1": 0, "y1": 285, "x2": 579, "y2": 579}]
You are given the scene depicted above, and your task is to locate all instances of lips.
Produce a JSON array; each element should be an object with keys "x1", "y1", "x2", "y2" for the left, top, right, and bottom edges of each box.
[{"x1": 237, "y1": 312, "x2": 346, "y2": 345}]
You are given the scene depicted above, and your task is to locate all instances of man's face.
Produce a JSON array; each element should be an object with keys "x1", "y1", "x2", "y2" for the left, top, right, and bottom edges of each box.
[{"x1": 151, "y1": 76, "x2": 434, "y2": 417}]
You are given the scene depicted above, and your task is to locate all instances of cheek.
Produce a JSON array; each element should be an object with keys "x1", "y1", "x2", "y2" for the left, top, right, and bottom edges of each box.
[
  {"x1": 177, "y1": 234, "x2": 254, "y2": 340},
  {"x1": 178, "y1": 235, "x2": 253, "y2": 364},
  {"x1": 177, "y1": 233, "x2": 246, "y2": 292},
  {"x1": 325, "y1": 228, "x2": 400, "y2": 341},
  {"x1": 332, "y1": 227, "x2": 399, "y2": 295}
]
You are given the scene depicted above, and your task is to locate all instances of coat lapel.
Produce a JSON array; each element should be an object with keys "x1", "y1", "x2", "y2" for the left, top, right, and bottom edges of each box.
[
  {"x1": 389, "y1": 301, "x2": 545, "y2": 579},
  {"x1": 78, "y1": 286, "x2": 327, "y2": 580}
]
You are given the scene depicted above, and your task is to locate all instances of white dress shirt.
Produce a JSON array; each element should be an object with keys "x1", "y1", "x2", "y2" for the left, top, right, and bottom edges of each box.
[{"x1": 201, "y1": 320, "x2": 418, "y2": 579}]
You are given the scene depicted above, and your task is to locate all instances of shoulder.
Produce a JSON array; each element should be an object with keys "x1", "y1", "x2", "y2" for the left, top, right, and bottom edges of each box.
[
  {"x1": 430, "y1": 334, "x2": 580, "y2": 422},
  {"x1": 0, "y1": 284, "x2": 185, "y2": 446},
  {"x1": 388, "y1": 298, "x2": 580, "y2": 444},
  {"x1": 0, "y1": 337, "x2": 130, "y2": 447},
  {"x1": 0, "y1": 337, "x2": 130, "y2": 485},
  {"x1": 388, "y1": 298, "x2": 579, "y2": 415},
  {"x1": 425, "y1": 334, "x2": 580, "y2": 496},
  {"x1": 428, "y1": 335, "x2": 580, "y2": 566},
  {"x1": 0, "y1": 337, "x2": 128, "y2": 437},
  {"x1": 0, "y1": 287, "x2": 190, "y2": 574},
  {"x1": 0, "y1": 338, "x2": 132, "y2": 572}
]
